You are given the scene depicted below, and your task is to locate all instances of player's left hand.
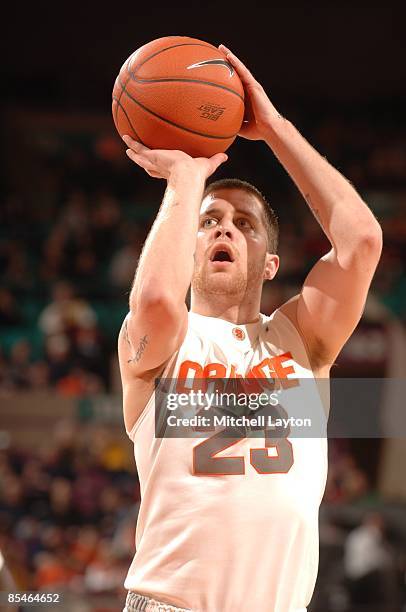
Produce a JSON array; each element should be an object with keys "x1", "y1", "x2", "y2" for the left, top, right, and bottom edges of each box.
[
  {"x1": 122, "y1": 135, "x2": 227, "y2": 180},
  {"x1": 219, "y1": 44, "x2": 282, "y2": 141}
]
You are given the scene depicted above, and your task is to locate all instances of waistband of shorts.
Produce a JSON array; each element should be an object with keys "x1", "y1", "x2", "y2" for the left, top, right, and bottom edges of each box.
[
  {"x1": 123, "y1": 592, "x2": 306, "y2": 612},
  {"x1": 123, "y1": 591, "x2": 192, "y2": 612}
]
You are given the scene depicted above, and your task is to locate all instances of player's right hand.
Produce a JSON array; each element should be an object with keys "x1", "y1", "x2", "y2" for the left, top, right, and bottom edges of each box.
[{"x1": 123, "y1": 135, "x2": 228, "y2": 181}]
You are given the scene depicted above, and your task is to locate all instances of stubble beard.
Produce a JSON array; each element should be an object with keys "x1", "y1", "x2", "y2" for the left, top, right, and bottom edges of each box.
[{"x1": 191, "y1": 258, "x2": 265, "y2": 298}]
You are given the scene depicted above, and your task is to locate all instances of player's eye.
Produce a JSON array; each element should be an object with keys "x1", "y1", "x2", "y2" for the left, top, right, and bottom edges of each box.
[
  {"x1": 236, "y1": 218, "x2": 252, "y2": 229},
  {"x1": 202, "y1": 218, "x2": 218, "y2": 228}
]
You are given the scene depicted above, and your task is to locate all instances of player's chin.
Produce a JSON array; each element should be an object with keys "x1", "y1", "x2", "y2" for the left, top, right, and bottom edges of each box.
[
  {"x1": 208, "y1": 268, "x2": 245, "y2": 288},
  {"x1": 207, "y1": 268, "x2": 236, "y2": 283}
]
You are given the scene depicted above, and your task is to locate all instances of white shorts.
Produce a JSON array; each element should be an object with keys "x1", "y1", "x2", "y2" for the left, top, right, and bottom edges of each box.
[
  {"x1": 123, "y1": 591, "x2": 191, "y2": 612},
  {"x1": 123, "y1": 591, "x2": 306, "y2": 612}
]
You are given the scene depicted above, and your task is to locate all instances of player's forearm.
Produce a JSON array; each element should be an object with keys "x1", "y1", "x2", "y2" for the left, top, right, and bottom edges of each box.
[
  {"x1": 263, "y1": 117, "x2": 382, "y2": 253},
  {"x1": 130, "y1": 165, "x2": 205, "y2": 311}
]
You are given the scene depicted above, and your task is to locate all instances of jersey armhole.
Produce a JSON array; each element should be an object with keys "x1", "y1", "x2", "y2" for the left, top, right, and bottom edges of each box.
[
  {"x1": 126, "y1": 397, "x2": 153, "y2": 442},
  {"x1": 270, "y1": 308, "x2": 331, "y2": 421},
  {"x1": 272, "y1": 307, "x2": 315, "y2": 372},
  {"x1": 124, "y1": 348, "x2": 181, "y2": 442}
]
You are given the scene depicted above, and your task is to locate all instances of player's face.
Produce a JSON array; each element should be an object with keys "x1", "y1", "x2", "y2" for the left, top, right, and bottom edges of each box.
[{"x1": 192, "y1": 188, "x2": 273, "y2": 297}]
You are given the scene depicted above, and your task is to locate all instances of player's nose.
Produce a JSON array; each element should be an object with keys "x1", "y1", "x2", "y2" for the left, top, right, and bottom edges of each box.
[{"x1": 214, "y1": 223, "x2": 233, "y2": 240}]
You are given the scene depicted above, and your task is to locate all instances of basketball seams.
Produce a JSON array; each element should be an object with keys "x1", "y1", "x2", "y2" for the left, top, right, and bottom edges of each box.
[
  {"x1": 118, "y1": 78, "x2": 239, "y2": 140},
  {"x1": 113, "y1": 74, "x2": 130, "y2": 126},
  {"x1": 126, "y1": 75, "x2": 244, "y2": 101},
  {"x1": 125, "y1": 41, "x2": 243, "y2": 101},
  {"x1": 128, "y1": 42, "x2": 217, "y2": 74},
  {"x1": 113, "y1": 74, "x2": 134, "y2": 137},
  {"x1": 113, "y1": 95, "x2": 146, "y2": 145},
  {"x1": 114, "y1": 74, "x2": 131, "y2": 107}
]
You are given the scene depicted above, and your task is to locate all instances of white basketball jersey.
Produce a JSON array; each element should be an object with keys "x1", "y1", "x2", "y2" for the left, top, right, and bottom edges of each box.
[{"x1": 124, "y1": 309, "x2": 328, "y2": 612}]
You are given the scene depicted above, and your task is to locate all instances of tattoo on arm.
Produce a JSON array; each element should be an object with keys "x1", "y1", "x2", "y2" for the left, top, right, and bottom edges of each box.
[
  {"x1": 127, "y1": 334, "x2": 149, "y2": 364},
  {"x1": 123, "y1": 320, "x2": 149, "y2": 364}
]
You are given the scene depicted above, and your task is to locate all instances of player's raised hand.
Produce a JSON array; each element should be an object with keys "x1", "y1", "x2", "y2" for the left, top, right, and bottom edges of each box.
[
  {"x1": 219, "y1": 44, "x2": 282, "y2": 141},
  {"x1": 122, "y1": 136, "x2": 227, "y2": 180}
]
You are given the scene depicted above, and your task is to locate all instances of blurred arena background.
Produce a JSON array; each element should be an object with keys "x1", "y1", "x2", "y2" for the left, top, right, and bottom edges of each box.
[{"x1": 1, "y1": 1, "x2": 405, "y2": 611}]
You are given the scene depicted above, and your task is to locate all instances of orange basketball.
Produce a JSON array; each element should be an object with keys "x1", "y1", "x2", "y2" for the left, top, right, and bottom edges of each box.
[{"x1": 112, "y1": 36, "x2": 245, "y2": 158}]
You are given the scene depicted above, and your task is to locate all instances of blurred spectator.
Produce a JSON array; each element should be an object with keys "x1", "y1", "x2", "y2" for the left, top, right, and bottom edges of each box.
[
  {"x1": 324, "y1": 449, "x2": 371, "y2": 505},
  {"x1": 20, "y1": 459, "x2": 51, "y2": 521},
  {"x1": 91, "y1": 193, "x2": 121, "y2": 260},
  {"x1": 0, "y1": 289, "x2": 23, "y2": 327},
  {"x1": 60, "y1": 190, "x2": 89, "y2": 235},
  {"x1": 0, "y1": 240, "x2": 31, "y2": 290},
  {"x1": 34, "y1": 550, "x2": 72, "y2": 590},
  {"x1": 83, "y1": 538, "x2": 123, "y2": 594},
  {"x1": 45, "y1": 334, "x2": 72, "y2": 384},
  {"x1": 41, "y1": 225, "x2": 67, "y2": 283},
  {"x1": 109, "y1": 228, "x2": 142, "y2": 290},
  {"x1": 72, "y1": 249, "x2": 98, "y2": 285},
  {"x1": 27, "y1": 361, "x2": 50, "y2": 389},
  {"x1": 0, "y1": 474, "x2": 25, "y2": 523},
  {"x1": 5, "y1": 340, "x2": 32, "y2": 389},
  {"x1": 73, "y1": 324, "x2": 106, "y2": 379},
  {"x1": 68, "y1": 526, "x2": 99, "y2": 572},
  {"x1": 39, "y1": 281, "x2": 97, "y2": 337},
  {"x1": 47, "y1": 478, "x2": 78, "y2": 526},
  {"x1": 343, "y1": 512, "x2": 399, "y2": 609}
]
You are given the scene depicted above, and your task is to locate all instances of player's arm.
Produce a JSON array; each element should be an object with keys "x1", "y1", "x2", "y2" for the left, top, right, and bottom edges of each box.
[
  {"x1": 119, "y1": 138, "x2": 227, "y2": 376},
  {"x1": 220, "y1": 45, "x2": 382, "y2": 368}
]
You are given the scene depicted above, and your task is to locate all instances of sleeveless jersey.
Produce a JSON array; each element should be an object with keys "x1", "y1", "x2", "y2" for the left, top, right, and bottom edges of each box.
[{"x1": 124, "y1": 309, "x2": 328, "y2": 612}]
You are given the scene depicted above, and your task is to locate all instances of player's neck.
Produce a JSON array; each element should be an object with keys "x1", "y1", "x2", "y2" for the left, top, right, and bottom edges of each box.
[{"x1": 190, "y1": 293, "x2": 261, "y2": 325}]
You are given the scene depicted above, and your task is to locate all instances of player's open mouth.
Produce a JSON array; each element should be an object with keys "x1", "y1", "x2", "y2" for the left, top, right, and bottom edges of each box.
[{"x1": 209, "y1": 244, "x2": 234, "y2": 263}]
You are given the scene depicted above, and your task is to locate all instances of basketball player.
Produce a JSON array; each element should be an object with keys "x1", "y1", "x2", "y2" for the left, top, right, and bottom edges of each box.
[{"x1": 118, "y1": 45, "x2": 382, "y2": 612}]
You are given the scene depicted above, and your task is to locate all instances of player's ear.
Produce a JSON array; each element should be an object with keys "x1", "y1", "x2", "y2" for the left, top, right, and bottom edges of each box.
[{"x1": 263, "y1": 253, "x2": 279, "y2": 281}]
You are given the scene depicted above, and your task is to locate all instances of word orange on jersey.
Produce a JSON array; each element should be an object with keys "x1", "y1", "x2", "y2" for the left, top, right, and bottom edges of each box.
[{"x1": 176, "y1": 351, "x2": 299, "y2": 394}]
